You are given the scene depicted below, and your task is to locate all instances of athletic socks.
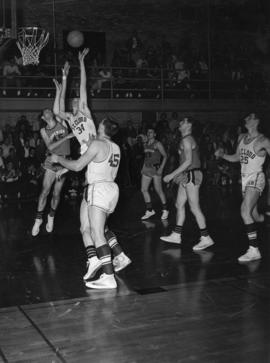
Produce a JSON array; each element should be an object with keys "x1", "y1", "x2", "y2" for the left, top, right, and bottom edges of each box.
[
  {"x1": 96, "y1": 245, "x2": 114, "y2": 275},
  {"x1": 105, "y1": 230, "x2": 123, "y2": 257},
  {"x1": 35, "y1": 210, "x2": 44, "y2": 220},
  {"x1": 200, "y1": 228, "x2": 209, "y2": 238},
  {"x1": 146, "y1": 202, "x2": 153, "y2": 211},
  {"x1": 162, "y1": 203, "x2": 168, "y2": 211},
  {"x1": 85, "y1": 245, "x2": 97, "y2": 259},
  {"x1": 49, "y1": 208, "x2": 56, "y2": 217},
  {"x1": 173, "y1": 225, "x2": 183, "y2": 236},
  {"x1": 245, "y1": 223, "x2": 258, "y2": 248}
]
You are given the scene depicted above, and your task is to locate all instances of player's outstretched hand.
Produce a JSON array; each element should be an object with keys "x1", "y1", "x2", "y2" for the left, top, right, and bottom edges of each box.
[
  {"x1": 163, "y1": 174, "x2": 173, "y2": 183},
  {"x1": 62, "y1": 61, "x2": 70, "y2": 77},
  {"x1": 53, "y1": 78, "x2": 62, "y2": 92},
  {"x1": 78, "y1": 48, "x2": 89, "y2": 62},
  {"x1": 67, "y1": 133, "x2": 76, "y2": 139},
  {"x1": 214, "y1": 148, "x2": 224, "y2": 159},
  {"x1": 50, "y1": 154, "x2": 59, "y2": 164}
]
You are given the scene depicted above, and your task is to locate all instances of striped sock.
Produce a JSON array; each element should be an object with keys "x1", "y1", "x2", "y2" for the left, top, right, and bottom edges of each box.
[
  {"x1": 49, "y1": 208, "x2": 56, "y2": 217},
  {"x1": 173, "y1": 225, "x2": 182, "y2": 235},
  {"x1": 146, "y1": 202, "x2": 153, "y2": 211},
  {"x1": 245, "y1": 223, "x2": 258, "y2": 247},
  {"x1": 96, "y1": 245, "x2": 114, "y2": 275},
  {"x1": 36, "y1": 210, "x2": 44, "y2": 220},
  {"x1": 200, "y1": 228, "x2": 209, "y2": 237},
  {"x1": 105, "y1": 230, "x2": 122, "y2": 257},
  {"x1": 85, "y1": 246, "x2": 97, "y2": 259}
]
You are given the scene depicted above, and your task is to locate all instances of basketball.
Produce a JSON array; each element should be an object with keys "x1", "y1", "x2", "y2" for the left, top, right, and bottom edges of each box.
[{"x1": 67, "y1": 30, "x2": 84, "y2": 48}]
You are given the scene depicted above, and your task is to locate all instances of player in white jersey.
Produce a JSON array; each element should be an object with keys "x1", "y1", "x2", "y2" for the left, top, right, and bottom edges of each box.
[
  {"x1": 215, "y1": 113, "x2": 270, "y2": 262},
  {"x1": 51, "y1": 118, "x2": 122, "y2": 289},
  {"x1": 53, "y1": 48, "x2": 96, "y2": 154},
  {"x1": 53, "y1": 50, "x2": 130, "y2": 279}
]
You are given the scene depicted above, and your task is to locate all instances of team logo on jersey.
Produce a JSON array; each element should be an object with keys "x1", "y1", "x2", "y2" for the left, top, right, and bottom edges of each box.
[
  {"x1": 240, "y1": 148, "x2": 256, "y2": 164},
  {"x1": 50, "y1": 129, "x2": 66, "y2": 141}
]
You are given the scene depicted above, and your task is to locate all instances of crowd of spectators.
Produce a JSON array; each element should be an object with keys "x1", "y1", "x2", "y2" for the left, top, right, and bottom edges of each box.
[
  {"x1": 0, "y1": 27, "x2": 268, "y2": 99},
  {"x1": 0, "y1": 112, "x2": 249, "y2": 208}
]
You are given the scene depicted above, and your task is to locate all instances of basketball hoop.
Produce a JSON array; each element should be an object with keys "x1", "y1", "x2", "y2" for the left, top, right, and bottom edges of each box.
[{"x1": 16, "y1": 27, "x2": 49, "y2": 66}]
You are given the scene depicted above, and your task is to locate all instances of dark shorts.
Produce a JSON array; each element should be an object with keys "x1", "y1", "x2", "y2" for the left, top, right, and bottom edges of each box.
[
  {"x1": 174, "y1": 169, "x2": 203, "y2": 187},
  {"x1": 141, "y1": 163, "x2": 161, "y2": 178},
  {"x1": 42, "y1": 155, "x2": 69, "y2": 173}
]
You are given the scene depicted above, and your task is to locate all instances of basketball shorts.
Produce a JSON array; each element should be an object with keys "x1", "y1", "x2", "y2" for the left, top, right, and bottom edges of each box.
[
  {"x1": 141, "y1": 163, "x2": 161, "y2": 178},
  {"x1": 84, "y1": 182, "x2": 119, "y2": 214},
  {"x1": 241, "y1": 172, "x2": 265, "y2": 194},
  {"x1": 43, "y1": 155, "x2": 69, "y2": 173},
  {"x1": 174, "y1": 169, "x2": 203, "y2": 187}
]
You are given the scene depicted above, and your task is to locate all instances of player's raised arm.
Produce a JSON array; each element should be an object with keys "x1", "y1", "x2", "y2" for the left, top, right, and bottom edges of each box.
[
  {"x1": 78, "y1": 48, "x2": 92, "y2": 116},
  {"x1": 60, "y1": 61, "x2": 70, "y2": 113},
  {"x1": 52, "y1": 78, "x2": 71, "y2": 123}
]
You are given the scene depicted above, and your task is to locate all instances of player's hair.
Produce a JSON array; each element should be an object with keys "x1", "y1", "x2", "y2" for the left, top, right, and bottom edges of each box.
[{"x1": 102, "y1": 118, "x2": 119, "y2": 137}]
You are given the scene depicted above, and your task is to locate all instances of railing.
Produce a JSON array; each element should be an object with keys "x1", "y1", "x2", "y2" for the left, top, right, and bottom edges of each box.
[{"x1": 0, "y1": 66, "x2": 269, "y2": 101}]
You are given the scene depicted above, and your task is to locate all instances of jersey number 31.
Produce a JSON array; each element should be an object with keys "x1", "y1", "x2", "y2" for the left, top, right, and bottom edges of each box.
[{"x1": 109, "y1": 153, "x2": 120, "y2": 167}]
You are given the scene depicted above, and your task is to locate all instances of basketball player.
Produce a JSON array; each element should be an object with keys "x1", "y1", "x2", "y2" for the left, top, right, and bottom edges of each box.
[
  {"x1": 160, "y1": 117, "x2": 214, "y2": 250},
  {"x1": 215, "y1": 113, "x2": 270, "y2": 262},
  {"x1": 50, "y1": 118, "x2": 121, "y2": 289},
  {"x1": 31, "y1": 108, "x2": 74, "y2": 236},
  {"x1": 53, "y1": 50, "x2": 130, "y2": 277},
  {"x1": 140, "y1": 128, "x2": 169, "y2": 220}
]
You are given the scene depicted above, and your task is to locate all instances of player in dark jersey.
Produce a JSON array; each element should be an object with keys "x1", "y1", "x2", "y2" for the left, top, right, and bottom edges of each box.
[
  {"x1": 215, "y1": 113, "x2": 270, "y2": 262},
  {"x1": 161, "y1": 117, "x2": 214, "y2": 250},
  {"x1": 140, "y1": 128, "x2": 169, "y2": 220},
  {"x1": 31, "y1": 108, "x2": 74, "y2": 236}
]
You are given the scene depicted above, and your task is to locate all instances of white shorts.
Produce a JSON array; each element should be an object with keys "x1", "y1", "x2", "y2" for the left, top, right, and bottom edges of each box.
[
  {"x1": 85, "y1": 182, "x2": 119, "y2": 214},
  {"x1": 242, "y1": 172, "x2": 265, "y2": 194}
]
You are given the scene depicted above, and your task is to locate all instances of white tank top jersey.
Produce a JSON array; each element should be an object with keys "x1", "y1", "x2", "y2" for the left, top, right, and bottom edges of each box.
[
  {"x1": 68, "y1": 110, "x2": 96, "y2": 154},
  {"x1": 239, "y1": 136, "x2": 266, "y2": 175},
  {"x1": 87, "y1": 140, "x2": 121, "y2": 184}
]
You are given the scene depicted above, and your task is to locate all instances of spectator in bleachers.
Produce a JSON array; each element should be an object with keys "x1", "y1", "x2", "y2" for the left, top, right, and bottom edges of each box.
[
  {"x1": 90, "y1": 66, "x2": 112, "y2": 95},
  {"x1": 0, "y1": 127, "x2": 3, "y2": 143},
  {"x1": 2, "y1": 57, "x2": 21, "y2": 96},
  {"x1": 0, "y1": 147, "x2": 5, "y2": 170},
  {"x1": 29, "y1": 131, "x2": 41, "y2": 148},
  {"x1": 6, "y1": 147, "x2": 20, "y2": 170},
  {"x1": 169, "y1": 112, "x2": 179, "y2": 132},
  {"x1": 2, "y1": 137, "x2": 14, "y2": 160}
]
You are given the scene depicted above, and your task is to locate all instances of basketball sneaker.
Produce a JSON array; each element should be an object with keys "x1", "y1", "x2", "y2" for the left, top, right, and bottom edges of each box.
[
  {"x1": 238, "y1": 246, "x2": 261, "y2": 262},
  {"x1": 160, "y1": 232, "x2": 181, "y2": 244},
  {"x1": 83, "y1": 257, "x2": 102, "y2": 280},
  {"x1": 31, "y1": 218, "x2": 43, "y2": 237},
  {"x1": 141, "y1": 210, "x2": 155, "y2": 220},
  {"x1": 113, "y1": 253, "x2": 131, "y2": 273},
  {"x1": 193, "y1": 236, "x2": 214, "y2": 251},
  {"x1": 161, "y1": 210, "x2": 169, "y2": 220},
  {"x1": 46, "y1": 215, "x2": 54, "y2": 233},
  {"x1": 85, "y1": 273, "x2": 117, "y2": 289}
]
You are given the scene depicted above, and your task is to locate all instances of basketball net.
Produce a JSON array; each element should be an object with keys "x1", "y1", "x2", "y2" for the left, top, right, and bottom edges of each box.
[{"x1": 16, "y1": 27, "x2": 49, "y2": 66}]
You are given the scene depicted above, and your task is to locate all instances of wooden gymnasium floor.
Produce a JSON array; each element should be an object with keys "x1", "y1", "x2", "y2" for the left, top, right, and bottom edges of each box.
[{"x1": 0, "y1": 184, "x2": 269, "y2": 363}]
